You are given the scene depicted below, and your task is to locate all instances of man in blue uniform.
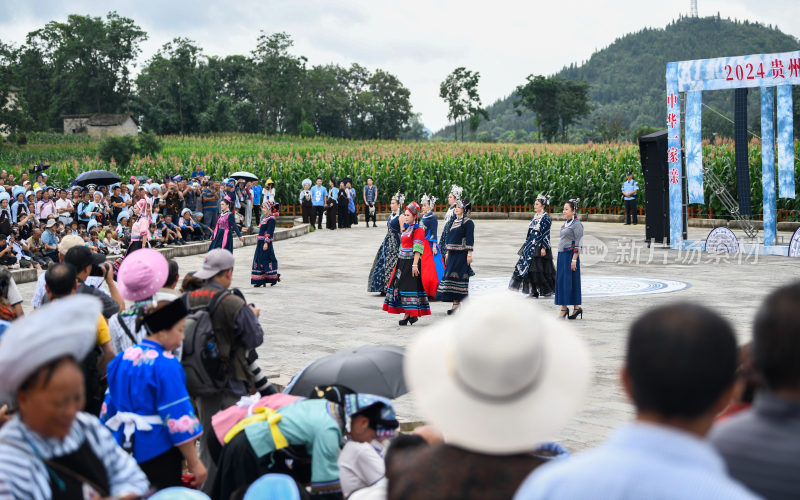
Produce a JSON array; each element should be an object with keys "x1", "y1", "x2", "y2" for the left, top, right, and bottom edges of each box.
[{"x1": 621, "y1": 171, "x2": 639, "y2": 225}]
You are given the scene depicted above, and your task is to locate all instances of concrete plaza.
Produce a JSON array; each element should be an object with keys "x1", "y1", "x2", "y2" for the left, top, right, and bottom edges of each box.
[{"x1": 16, "y1": 218, "x2": 800, "y2": 452}]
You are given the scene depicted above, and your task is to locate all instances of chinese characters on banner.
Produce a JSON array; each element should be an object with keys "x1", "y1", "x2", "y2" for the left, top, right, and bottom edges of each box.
[
  {"x1": 667, "y1": 50, "x2": 798, "y2": 250},
  {"x1": 675, "y1": 51, "x2": 800, "y2": 91},
  {"x1": 665, "y1": 62, "x2": 683, "y2": 248}
]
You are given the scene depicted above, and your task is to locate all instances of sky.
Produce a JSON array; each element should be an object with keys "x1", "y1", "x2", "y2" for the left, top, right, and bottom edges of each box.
[{"x1": 2, "y1": 0, "x2": 798, "y2": 132}]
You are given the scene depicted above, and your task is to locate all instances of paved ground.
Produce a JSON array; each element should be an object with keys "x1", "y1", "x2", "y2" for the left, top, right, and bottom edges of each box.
[{"x1": 17, "y1": 219, "x2": 800, "y2": 453}]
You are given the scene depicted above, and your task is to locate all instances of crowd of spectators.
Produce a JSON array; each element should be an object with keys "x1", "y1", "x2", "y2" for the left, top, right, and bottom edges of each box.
[{"x1": 0, "y1": 169, "x2": 272, "y2": 270}]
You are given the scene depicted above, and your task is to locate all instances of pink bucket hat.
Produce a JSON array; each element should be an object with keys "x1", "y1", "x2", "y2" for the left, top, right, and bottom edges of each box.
[{"x1": 117, "y1": 249, "x2": 169, "y2": 302}]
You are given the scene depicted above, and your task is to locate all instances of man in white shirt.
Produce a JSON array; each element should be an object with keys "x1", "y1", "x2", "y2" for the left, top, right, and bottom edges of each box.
[{"x1": 55, "y1": 189, "x2": 74, "y2": 225}]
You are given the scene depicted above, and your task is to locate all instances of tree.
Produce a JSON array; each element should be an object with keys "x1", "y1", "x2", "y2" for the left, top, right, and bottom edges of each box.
[
  {"x1": 515, "y1": 75, "x2": 561, "y2": 142},
  {"x1": 439, "y1": 67, "x2": 483, "y2": 141},
  {"x1": 134, "y1": 38, "x2": 206, "y2": 134},
  {"x1": 515, "y1": 75, "x2": 590, "y2": 142},
  {"x1": 26, "y1": 12, "x2": 146, "y2": 127},
  {"x1": 368, "y1": 69, "x2": 412, "y2": 140},
  {"x1": 593, "y1": 113, "x2": 628, "y2": 142},
  {"x1": 248, "y1": 32, "x2": 307, "y2": 134}
]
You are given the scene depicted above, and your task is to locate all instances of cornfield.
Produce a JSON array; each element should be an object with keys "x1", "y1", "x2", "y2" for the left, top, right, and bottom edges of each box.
[{"x1": 1, "y1": 133, "x2": 798, "y2": 218}]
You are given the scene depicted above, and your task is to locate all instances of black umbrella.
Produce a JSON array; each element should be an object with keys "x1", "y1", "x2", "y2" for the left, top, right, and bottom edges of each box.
[
  {"x1": 73, "y1": 170, "x2": 122, "y2": 187},
  {"x1": 230, "y1": 171, "x2": 258, "y2": 182},
  {"x1": 29, "y1": 162, "x2": 50, "y2": 175},
  {"x1": 287, "y1": 345, "x2": 407, "y2": 399}
]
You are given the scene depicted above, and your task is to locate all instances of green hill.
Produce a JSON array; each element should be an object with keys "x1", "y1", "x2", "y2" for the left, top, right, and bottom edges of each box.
[{"x1": 433, "y1": 16, "x2": 800, "y2": 142}]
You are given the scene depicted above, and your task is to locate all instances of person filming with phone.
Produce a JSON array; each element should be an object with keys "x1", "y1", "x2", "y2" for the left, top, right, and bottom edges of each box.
[{"x1": 64, "y1": 245, "x2": 125, "y2": 318}]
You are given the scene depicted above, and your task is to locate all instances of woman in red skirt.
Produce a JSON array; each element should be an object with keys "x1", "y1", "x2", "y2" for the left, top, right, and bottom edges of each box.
[{"x1": 383, "y1": 201, "x2": 431, "y2": 325}]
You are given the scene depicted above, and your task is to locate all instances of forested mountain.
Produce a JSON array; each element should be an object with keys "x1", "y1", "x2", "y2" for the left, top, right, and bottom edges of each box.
[{"x1": 434, "y1": 16, "x2": 800, "y2": 142}]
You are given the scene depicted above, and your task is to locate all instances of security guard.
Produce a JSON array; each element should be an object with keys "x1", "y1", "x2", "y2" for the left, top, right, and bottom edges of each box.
[{"x1": 622, "y1": 171, "x2": 639, "y2": 225}]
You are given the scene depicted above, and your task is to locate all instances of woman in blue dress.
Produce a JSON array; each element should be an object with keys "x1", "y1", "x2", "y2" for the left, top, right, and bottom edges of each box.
[
  {"x1": 555, "y1": 198, "x2": 584, "y2": 319},
  {"x1": 101, "y1": 299, "x2": 206, "y2": 490},
  {"x1": 251, "y1": 200, "x2": 281, "y2": 287},
  {"x1": 419, "y1": 193, "x2": 444, "y2": 297},
  {"x1": 209, "y1": 198, "x2": 243, "y2": 252},
  {"x1": 436, "y1": 198, "x2": 474, "y2": 314},
  {"x1": 439, "y1": 184, "x2": 462, "y2": 246},
  {"x1": 509, "y1": 194, "x2": 556, "y2": 297},
  {"x1": 367, "y1": 192, "x2": 403, "y2": 294}
]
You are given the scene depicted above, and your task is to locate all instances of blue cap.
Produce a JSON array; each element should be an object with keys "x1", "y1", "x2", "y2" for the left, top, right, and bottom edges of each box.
[{"x1": 244, "y1": 474, "x2": 301, "y2": 500}]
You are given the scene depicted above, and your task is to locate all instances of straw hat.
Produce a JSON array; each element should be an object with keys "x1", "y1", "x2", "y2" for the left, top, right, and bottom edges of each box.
[{"x1": 404, "y1": 291, "x2": 591, "y2": 454}]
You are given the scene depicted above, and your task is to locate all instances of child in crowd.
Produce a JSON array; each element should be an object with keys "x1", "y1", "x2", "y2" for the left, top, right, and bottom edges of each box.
[{"x1": 104, "y1": 231, "x2": 122, "y2": 255}]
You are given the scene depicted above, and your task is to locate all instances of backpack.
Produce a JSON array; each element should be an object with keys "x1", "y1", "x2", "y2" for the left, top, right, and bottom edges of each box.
[{"x1": 181, "y1": 290, "x2": 232, "y2": 397}]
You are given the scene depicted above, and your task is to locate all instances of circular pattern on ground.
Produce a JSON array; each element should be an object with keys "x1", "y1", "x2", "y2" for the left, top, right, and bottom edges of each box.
[{"x1": 470, "y1": 276, "x2": 691, "y2": 298}]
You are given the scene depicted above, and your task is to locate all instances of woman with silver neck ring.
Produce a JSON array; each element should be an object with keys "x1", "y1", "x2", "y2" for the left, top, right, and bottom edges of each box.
[
  {"x1": 555, "y1": 198, "x2": 583, "y2": 319},
  {"x1": 439, "y1": 184, "x2": 462, "y2": 246}
]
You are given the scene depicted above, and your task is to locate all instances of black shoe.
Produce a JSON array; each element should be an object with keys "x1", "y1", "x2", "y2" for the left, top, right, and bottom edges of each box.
[
  {"x1": 559, "y1": 308, "x2": 569, "y2": 319},
  {"x1": 399, "y1": 317, "x2": 409, "y2": 326},
  {"x1": 568, "y1": 307, "x2": 583, "y2": 320},
  {"x1": 373, "y1": 223, "x2": 377, "y2": 227},
  {"x1": 408, "y1": 316, "x2": 418, "y2": 325}
]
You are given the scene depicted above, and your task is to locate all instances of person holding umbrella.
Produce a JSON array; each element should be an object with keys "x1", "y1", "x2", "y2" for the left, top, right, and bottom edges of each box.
[
  {"x1": 251, "y1": 200, "x2": 281, "y2": 287},
  {"x1": 209, "y1": 198, "x2": 243, "y2": 253}
]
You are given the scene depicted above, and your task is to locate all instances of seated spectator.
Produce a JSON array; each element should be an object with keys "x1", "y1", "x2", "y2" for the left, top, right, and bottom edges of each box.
[
  {"x1": 87, "y1": 231, "x2": 102, "y2": 253},
  {"x1": 0, "y1": 234, "x2": 18, "y2": 268},
  {"x1": 349, "y1": 433, "x2": 429, "y2": 500},
  {"x1": 180, "y1": 208, "x2": 203, "y2": 241},
  {"x1": 161, "y1": 214, "x2": 185, "y2": 245},
  {"x1": 390, "y1": 292, "x2": 591, "y2": 500},
  {"x1": 213, "y1": 394, "x2": 398, "y2": 500},
  {"x1": 0, "y1": 296, "x2": 150, "y2": 499},
  {"x1": 0, "y1": 268, "x2": 19, "y2": 322},
  {"x1": 710, "y1": 282, "x2": 800, "y2": 499},
  {"x1": 150, "y1": 222, "x2": 165, "y2": 248},
  {"x1": 338, "y1": 395, "x2": 400, "y2": 497},
  {"x1": 9, "y1": 231, "x2": 38, "y2": 270},
  {"x1": 194, "y1": 212, "x2": 213, "y2": 240},
  {"x1": 515, "y1": 303, "x2": 757, "y2": 500},
  {"x1": 104, "y1": 230, "x2": 122, "y2": 255}
]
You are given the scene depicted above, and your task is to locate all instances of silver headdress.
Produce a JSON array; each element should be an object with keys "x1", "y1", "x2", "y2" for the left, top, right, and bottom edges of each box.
[
  {"x1": 420, "y1": 193, "x2": 437, "y2": 207},
  {"x1": 450, "y1": 184, "x2": 463, "y2": 200},
  {"x1": 535, "y1": 193, "x2": 551, "y2": 206},
  {"x1": 391, "y1": 191, "x2": 405, "y2": 207}
]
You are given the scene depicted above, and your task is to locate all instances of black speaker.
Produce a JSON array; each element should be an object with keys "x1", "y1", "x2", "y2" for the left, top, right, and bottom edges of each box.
[
  {"x1": 734, "y1": 88, "x2": 752, "y2": 215},
  {"x1": 638, "y1": 130, "x2": 669, "y2": 243}
]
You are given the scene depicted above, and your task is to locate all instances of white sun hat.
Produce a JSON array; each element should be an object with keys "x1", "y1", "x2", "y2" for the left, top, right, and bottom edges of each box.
[{"x1": 404, "y1": 291, "x2": 592, "y2": 454}]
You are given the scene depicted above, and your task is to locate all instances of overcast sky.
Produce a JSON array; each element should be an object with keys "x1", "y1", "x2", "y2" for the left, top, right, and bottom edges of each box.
[{"x1": 2, "y1": 0, "x2": 798, "y2": 131}]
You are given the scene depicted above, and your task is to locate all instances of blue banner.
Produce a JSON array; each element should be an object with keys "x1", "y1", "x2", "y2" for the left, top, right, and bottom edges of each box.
[
  {"x1": 676, "y1": 51, "x2": 800, "y2": 91},
  {"x1": 776, "y1": 85, "x2": 796, "y2": 199},
  {"x1": 666, "y1": 63, "x2": 683, "y2": 248},
  {"x1": 761, "y1": 88, "x2": 777, "y2": 246},
  {"x1": 685, "y1": 91, "x2": 704, "y2": 204}
]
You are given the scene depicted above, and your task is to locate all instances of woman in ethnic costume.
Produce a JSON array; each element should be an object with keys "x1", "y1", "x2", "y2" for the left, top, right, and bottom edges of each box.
[
  {"x1": 555, "y1": 198, "x2": 584, "y2": 320},
  {"x1": 299, "y1": 179, "x2": 313, "y2": 225},
  {"x1": 0, "y1": 297, "x2": 150, "y2": 500},
  {"x1": 419, "y1": 193, "x2": 444, "y2": 298},
  {"x1": 102, "y1": 299, "x2": 206, "y2": 490},
  {"x1": 209, "y1": 197, "x2": 243, "y2": 252},
  {"x1": 509, "y1": 194, "x2": 556, "y2": 298},
  {"x1": 325, "y1": 177, "x2": 338, "y2": 230},
  {"x1": 436, "y1": 198, "x2": 474, "y2": 315},
  {"x1": 383, "y1": 201, "x2": 431, "y2": 325},
  {"x1": 439, "y1": 184, "x2": 462, "y2": 245},
  {"x1": 367, "y1": 192, "x2": 403, "y2": 294},
  {"x1": 251, "y1": 200, "x2": 281, "y2": 287},
  {"x1": 127, "y1": 197, "x2": 152, "y2": 253},
  {"x1": 337, "y1": 180, "x2": 351, "y2": 228}
]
